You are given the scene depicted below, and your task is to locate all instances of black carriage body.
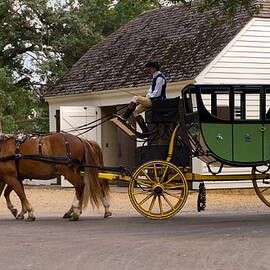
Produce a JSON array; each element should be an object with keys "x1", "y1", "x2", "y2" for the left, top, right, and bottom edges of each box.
[
  {"x1": 136, "y1": 97, "x2": 191, "y2": 167},
  {"x1": 136, "y1": 144, "x2": 190, "y2": 167}
]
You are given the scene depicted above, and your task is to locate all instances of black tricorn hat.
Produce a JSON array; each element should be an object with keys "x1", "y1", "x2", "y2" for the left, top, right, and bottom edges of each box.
[{"x1": 145, "y1": 61, "x2": 160, "y2": 70}]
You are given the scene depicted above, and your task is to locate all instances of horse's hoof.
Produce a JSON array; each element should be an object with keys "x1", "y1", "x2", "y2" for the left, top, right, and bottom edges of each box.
[
  {"x1": 16, "y1": 215, "x2": 24, "y2": 220},
  {"x1": 26, "y1": 216, "x2": 36, "y2": 222},
  {"x1": 69, "y1": 214, "x2": 79, "y2": 221},
  {"x1": 104, "y1": 211, "x2": 112, "y2": 218},
  {"x1": 11, "y1": 209, "x2": 18, "y2": 218},
  {"x1": 63, "y1": 213, "x2": 72, "y2": 219}
]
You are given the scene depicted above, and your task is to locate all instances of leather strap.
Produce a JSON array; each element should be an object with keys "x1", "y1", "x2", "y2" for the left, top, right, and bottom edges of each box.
[{"x1": 38, "y1": 137, "x2": 43, "y2": 155}]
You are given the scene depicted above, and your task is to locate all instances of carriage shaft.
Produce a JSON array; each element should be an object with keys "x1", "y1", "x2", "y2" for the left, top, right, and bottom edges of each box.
[{"x1": 98, "y1": 172, "x2": 270, "y2": 182}]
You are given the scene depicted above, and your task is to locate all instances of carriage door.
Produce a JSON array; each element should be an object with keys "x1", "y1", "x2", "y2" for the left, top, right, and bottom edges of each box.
[
  {"x1": 264, "y1": 89, "x2": 270, "y2": 161},
  {"x1": 60, "y1": 106, "x2": 99, "y2": 187},
  {"x1": 233, "y1": 91, "x2": 263, "y2": 163}
]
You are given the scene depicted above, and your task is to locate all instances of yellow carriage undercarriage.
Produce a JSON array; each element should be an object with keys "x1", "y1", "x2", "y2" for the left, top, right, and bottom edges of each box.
[
  {"x1": 98, "y1": 124, "x2": 270, "y2": 219},
  {"x1": 99, "y1": 167, "x2": 270, "y2": 220}
]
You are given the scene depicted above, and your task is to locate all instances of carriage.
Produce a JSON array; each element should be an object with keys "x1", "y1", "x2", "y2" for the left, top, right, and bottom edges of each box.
[
  {"x1": 106, "y1": 84, "x2": 270, "y2": 219},
  {"x1": 1, "y1": 83, "x2": 270, "y2": 221}
]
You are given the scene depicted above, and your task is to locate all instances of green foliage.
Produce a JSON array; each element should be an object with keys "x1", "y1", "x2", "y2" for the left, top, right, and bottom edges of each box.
[
  {"x1": 194, "y1": 0, "x2": 260, "y2": 22},
  {"x1": 0, "y1": 68, "x2": 38, "y2": 133}
]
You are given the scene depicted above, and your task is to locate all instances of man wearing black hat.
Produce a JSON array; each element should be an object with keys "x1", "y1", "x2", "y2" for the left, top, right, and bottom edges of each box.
[{"x1": 121, "y1": 61, "x2": 167, "y2": 134}]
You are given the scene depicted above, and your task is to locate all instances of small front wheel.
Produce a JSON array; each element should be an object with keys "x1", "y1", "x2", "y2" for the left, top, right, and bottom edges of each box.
[{"x1": 128, "y1": 160, "x2": 188, "y2": 219}]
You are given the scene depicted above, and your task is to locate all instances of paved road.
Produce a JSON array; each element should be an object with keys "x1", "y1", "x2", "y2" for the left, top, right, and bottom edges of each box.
[{"x1": 1, "y1": 211, "x2": 270, "y2": 270}]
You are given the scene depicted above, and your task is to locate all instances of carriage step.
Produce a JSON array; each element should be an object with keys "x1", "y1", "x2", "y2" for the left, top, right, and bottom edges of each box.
[{"x1": 111, "y1": 116, "x2": 136, "y2": 137}]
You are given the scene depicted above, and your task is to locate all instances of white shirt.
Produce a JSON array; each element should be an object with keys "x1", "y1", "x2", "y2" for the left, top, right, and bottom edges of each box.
[{"x1": 146, "y1": 71, "x2": 166, "y2": 99}]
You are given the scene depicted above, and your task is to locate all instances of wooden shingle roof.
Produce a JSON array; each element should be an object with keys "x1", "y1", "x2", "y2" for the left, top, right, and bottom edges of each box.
[{"x1": 46, "y1": 2, "x2": 256, "y2": 97}]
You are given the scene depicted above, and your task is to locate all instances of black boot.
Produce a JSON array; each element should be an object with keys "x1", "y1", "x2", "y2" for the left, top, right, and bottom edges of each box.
[
  {"x1": 121, "y1": 102, "x2": 136, "y2": 120},
  {"x1": 135, "y1": 115, "x2": 148, "y2": 133}
]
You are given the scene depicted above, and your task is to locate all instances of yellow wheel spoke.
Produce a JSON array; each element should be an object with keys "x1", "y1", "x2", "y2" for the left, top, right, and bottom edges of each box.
[
  {"x1": 141, "y1": 169, "x2": 155, "y2": 184},
  {"x1": 153, "y1": 164, "x2": 159, "y2": 182},
  {"x1": 149, "y1": 195, "x2": 157, "y2": 212},
  {"x1": 164, "y1": 184, "x2": 185, "y2": 189},
  {"x1": 136, "y1": 179, "x2": 153, "y2": 188},
  {"x1": 132, "y1": 190, "x2": 151, "y2": 195},
  {"x1": 158, "y1": 195, "x2": 163, "y2": 215},
  {"x1": 161, "y1": 165, "x2": 169, "y2": 182},
  {"x1": 138, "y1": 193, "x2": 153, "y2": 206},
  {"x1": 164, "y1": 191, "x2": 182, "y2": 200},
  {"x1": 164, "y1": 172, "x2": 180, "y2": 185},
  {"x1": 260, "y1": 186, "x2": 270, "y2": 194},
  {"x1": 162, "y1": 194, "x2": 175, "y2": 210}
]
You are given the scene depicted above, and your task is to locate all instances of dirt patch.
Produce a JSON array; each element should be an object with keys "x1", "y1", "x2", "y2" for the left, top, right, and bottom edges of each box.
[{"x1": 0, "y1": 185, "x2": 269, "y2": 219}]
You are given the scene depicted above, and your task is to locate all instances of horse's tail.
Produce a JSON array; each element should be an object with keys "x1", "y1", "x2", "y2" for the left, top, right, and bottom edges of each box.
[
  {"x1": 81, "y1": 139, "x2": 105, "y2": 208},
  {"x1": 93, "y1": 140, "x2": 110, "y2": 200},
  {"x1": 87, "y1": 140, "x2": 110, "y2": 200}
]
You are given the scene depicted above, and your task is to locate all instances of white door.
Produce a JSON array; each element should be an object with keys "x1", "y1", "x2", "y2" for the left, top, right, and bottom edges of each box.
[
  {"x1": 60, "y1": 106, "x2": 99, "y2": 187},
  {"x1": 60, "y1": 106, "x2": 98, "y2": 141}
]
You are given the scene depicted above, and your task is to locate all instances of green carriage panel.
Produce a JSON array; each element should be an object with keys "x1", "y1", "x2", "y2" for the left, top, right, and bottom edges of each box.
[
  {"x1": 233, "y1": 124, "x2": 263, "y2": 162},
  {"x1": 201, "y1": 123, "x2": 232, "y2": 161}
]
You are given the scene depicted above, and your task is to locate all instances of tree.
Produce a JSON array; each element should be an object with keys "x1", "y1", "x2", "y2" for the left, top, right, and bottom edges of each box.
[
  {"x1": 184, "y1": 0, "x2": 258, "y2": 18},
  {"x1": 0, "y1": 68, "x2": 38, "y2": 133},
  {"x1": 0, "y1": 0, "x2": 115, "y2": 132}
]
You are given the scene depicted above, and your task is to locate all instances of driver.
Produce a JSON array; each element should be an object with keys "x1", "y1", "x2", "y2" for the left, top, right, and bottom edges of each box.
[{"x1": 121, "y1": 61, "x2": 167, "y2": 133}]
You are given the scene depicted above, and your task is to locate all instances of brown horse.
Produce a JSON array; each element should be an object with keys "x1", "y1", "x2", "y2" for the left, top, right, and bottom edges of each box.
[{"x1": 0, "y1": 133, "x2": 111, "y2": 221}]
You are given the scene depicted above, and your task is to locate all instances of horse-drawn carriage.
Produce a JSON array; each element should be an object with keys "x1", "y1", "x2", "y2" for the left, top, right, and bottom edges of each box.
[
  {"x1": 1, "y1": 84, "x2": 270, "y2": 221},
  {"x1": 108, "y1": 84, "x2": 270, "y2": 219}
]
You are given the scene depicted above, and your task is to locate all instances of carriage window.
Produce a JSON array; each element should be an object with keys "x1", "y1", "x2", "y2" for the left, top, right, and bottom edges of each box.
[
  {"x1": 191, "y1": 93, "x2": 198, "y2": 112},
  {"x1": 245, "y1": 94, "x2": 260, "y2": 120},
  {"x1": 201, "y1": 94, "x2": 211, "y2": 112},
  {"x1": 233, "y1": 90, "x2": 260, "y2": 120},
  {"x1": 201, "y1": 90, "x2": 230, "y2": 120},
  {"x1": 184, "y1": 91, "x2": 197, "y2": 113},
  {"x1": 216, "y1": 94, "x2": 229, "y2": 120},
  {"x1": 234, "y1": 93, "x2": 245, "y2": 120},
  {"x1": 266, "y1": 90, "x2": 270, "y2": 119}
]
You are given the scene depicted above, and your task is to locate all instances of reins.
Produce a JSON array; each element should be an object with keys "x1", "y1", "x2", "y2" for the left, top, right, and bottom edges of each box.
[
  {"x1": 0, "y1": 104, "x2": 135, "y2": 175},
  {"x1": 0, "y1": 153, "x2": 131, "y2": 175}
]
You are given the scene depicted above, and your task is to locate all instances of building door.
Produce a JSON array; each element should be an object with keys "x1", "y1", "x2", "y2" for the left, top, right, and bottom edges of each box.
[
  {"x1": 60, "y1": 106, "x2": 98, "y2": 141},
  {"x1": 60, "y1": 106, "x2": 99, "y2": 187},
  {"x1": 116, "y1": 105, "x2": 136, "y2": 186}
]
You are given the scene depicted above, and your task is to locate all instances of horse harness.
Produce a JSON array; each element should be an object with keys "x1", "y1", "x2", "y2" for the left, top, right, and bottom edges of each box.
[
  {"x1": 0, "y1": 133, "x2": 129, "y2": 175},
  {"x1": 0, "y1": 133, "x2": 75, "y2": 166}
]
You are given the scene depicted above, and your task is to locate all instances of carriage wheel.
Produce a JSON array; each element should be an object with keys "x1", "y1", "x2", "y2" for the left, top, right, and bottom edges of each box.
[
  {"x1": 128, "y1": 160, "x2": 188, "y2": 219},
  {"x1": 252, "y1": 171, "x2": 270, "y2": 207}
]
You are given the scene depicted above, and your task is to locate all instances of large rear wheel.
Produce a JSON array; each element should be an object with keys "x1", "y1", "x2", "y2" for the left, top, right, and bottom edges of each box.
[
  {"x1": 252, "y1": 171, "x2": 270, "y2": 207},
  {"x1": 128, "y1": 160, "x2": 188, "y2": 219}
]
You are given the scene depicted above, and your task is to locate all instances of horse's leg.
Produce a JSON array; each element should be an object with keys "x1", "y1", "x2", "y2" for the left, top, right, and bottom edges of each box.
[
  {"x1": 63, "y1": 182, "x2": 110, "y2": 220},
  {"x1": 0, "y1": 182, "x2": 17, "y2": 217},
  {"x1": 3, "y1": 176, "x2": 35, "y2": 221},
  {"x1": 0, "y1": 181, "x2": 6, "y2": 197},
  {"x1": 0, "y1": 182, "x2": 18, "y2": 218},
  {"x1": 102, "y1": 195, "x2": 112, "y2": 218},
  {"x1": 15, "y1": 180, "x2": 31, "y2": 220},
  {"x1": 100, "y1": 179, "x2": 112, "y2": 218},
  {"x1": 4, "y1": 185, "x2": 18, "y2": 218},
  {"x1": 71, "y1": 179, "x2": 85, "y2": 221},
  {"x1": 63, "y1": 205, "x2": 73, "y2": 219},
  {"x1": 63, "y1": 173, "x2": 84, "y2": 221}
]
